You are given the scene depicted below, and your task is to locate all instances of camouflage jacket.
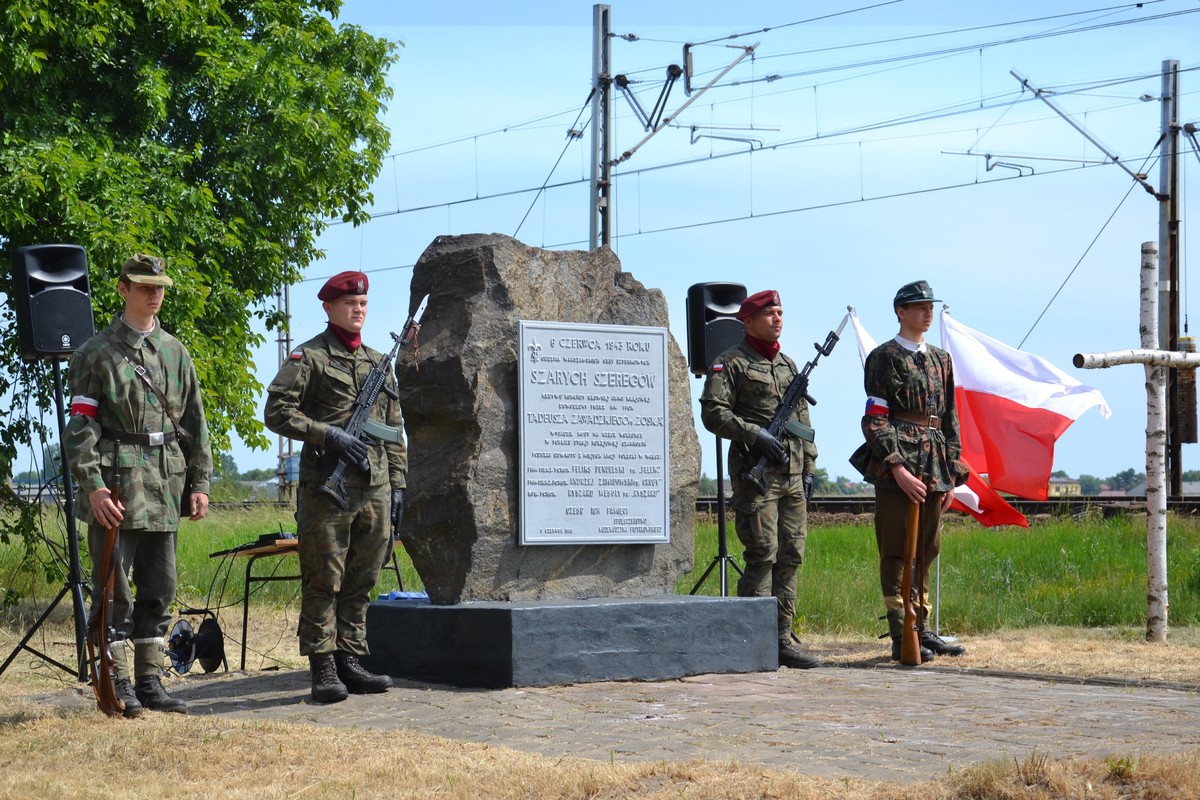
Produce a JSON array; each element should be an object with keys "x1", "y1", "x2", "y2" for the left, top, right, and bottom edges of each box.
[
  {"x1": 64, "y1": 316, "x2": 213, "y2": 530},
  {"x1": 264, "y1": 328, "x2": 406, "y2": 490},
  {"x1": 850, "y1": 337, "x2": 968, "y2": 491},
  {"x1": 699, "y1": 340, "x2": 817, "y2": 476}
]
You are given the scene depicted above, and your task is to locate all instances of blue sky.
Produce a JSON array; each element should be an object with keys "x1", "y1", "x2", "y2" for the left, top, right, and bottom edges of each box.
[{"x1": 235, "y1": 0, "x2": 1199, "y2": 485}]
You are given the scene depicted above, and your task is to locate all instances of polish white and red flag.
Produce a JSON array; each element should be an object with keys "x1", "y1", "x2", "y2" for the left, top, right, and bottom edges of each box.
[
  {"x1": 940, "y1": 308, "x2": 1111, "y2": 502},
  {"x1": 846, "y1": 308, "x2": 1029, "y2": 528}
]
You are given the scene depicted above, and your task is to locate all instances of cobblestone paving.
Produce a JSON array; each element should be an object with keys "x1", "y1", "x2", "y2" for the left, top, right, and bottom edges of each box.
[{"x1": 141, "y1": 664, "x2": 1200, "y2": 784}]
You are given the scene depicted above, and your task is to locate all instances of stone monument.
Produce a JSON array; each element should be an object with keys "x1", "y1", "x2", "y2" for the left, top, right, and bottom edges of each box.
[{"x1": 363, "y1": 233, "x2": 776, "y2": 686}]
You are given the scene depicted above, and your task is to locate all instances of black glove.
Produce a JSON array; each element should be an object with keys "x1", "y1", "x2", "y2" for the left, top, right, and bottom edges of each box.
[
  {"x1": 803, "y1": 473, "x2": 815, "y2": 502},
  {"x1": 325, "y1": 425, "x2": 369, "y2": 469},
  {"x1": 390, "y1": 488, "x2": 405, "y2": 537},
  {"x1": 752, "y1": 429, "x2": 787, "y2": 464}
]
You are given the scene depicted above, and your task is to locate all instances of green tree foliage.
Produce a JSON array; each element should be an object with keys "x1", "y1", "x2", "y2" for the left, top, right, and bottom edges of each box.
[
  {"x1": 1107, "y1": 468, "x2": 1143, "y2": 491},
  {"x1": 240, "y1": 467, "x2": 276, "y2": 482},
  {"x1": 217, "y1": 453, "x2": 239, "y2": 479},
  {"x1": 0, "y1": 0, "x2": 397, "y2": 553},
  {"x1": 1078, "y1": 474, "x2": 1102, "y2": 495}
]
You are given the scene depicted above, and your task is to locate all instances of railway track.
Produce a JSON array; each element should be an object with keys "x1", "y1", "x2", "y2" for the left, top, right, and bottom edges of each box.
[{"x1": 695, "y1": 495, "x2": 1200, "y2": 518}]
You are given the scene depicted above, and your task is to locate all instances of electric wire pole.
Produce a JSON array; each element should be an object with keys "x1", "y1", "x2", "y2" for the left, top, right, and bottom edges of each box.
[
  {"x1": 1158, "y1": 59, "x2": 1185, "y2": 496},
  {"x1": 589, "y1": 4, "x2": 612, "y2": 250}
]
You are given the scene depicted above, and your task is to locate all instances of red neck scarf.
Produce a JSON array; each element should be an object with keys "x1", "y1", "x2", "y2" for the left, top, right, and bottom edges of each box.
[
  {"x1": 329, "y1": 324, "x2": 362, "y2": 351},
  {"x1": 745, "y1": 334, "x2": 780, "y2": 360}
]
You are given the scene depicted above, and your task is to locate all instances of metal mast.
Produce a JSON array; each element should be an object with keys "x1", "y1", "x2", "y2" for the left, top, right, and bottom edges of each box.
[
  {"x1": 1158, "y1": 59, "x2": 1184, "y2": 495},
  {"x1": 589, "y1": 4, "x2": 612, "y2": 250}
]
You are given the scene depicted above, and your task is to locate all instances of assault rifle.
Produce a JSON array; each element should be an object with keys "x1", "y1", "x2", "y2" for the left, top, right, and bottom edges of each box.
[
  {"x1": 743, "y1": 316, "x2": 848, "y2": 495},
  {"x1": 318, "y1": 294, "x2": 428, "y2": 509}
]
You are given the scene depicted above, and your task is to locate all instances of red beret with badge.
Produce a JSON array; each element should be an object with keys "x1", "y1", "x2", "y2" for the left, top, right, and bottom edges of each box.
[
  {"x1": 736, "y1": 289, "x2": 782, "y2": 321},
  {"x1": 317, "y1": 271, "x2": 369, "y2": 302}
]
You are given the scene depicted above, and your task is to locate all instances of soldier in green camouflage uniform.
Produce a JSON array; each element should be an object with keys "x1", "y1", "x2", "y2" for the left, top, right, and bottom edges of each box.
[
  {"x1": 65, "y1": 254, "x2": 213, "y2": 716},
  {"x1": 699, "y1": 290, "x2": 820, "y2": 670},
  {"x1": 849, "y1": 280, "x2": 969, "y2": 662},
  {"x1": 264, "y1": 271, "x2": 406, "y2": 704}
]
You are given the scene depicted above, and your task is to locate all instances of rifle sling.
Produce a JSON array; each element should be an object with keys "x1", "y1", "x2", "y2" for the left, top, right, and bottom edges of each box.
[{"x1": 99, "y1": 330, "x2": 195, "y2": 454}]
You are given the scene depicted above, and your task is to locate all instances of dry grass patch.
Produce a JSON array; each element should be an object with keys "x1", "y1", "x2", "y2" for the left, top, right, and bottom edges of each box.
[
  {"x1": 0, "y1": 700, "x2": 1195, "y2": 800},
  {"x1": 805, "y1": 626, "x2": 1200, "y2": 686},
  {"x1": 4, "y1": 616, "x2": 1200, "y2": 799}
]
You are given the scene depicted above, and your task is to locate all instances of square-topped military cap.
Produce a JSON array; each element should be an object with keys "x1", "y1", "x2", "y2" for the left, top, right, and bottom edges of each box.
[{"x1": 121, "y1": 254, "x2": 174, "y2": 287}]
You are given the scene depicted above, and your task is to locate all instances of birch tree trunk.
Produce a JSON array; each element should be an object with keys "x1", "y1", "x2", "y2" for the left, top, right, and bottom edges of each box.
[{"x1": 1141, "y1": 241, "x2": 1169, "y2": 642}]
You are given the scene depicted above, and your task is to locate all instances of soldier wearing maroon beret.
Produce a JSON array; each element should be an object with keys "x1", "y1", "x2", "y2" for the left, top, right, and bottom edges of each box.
[
  {"x1": 316, "y1": 270, "x2": 369, "y2": 302},
  {"x1": 699, "y1": 289, "x2": 820, "y2": 670},
  {"x1": 264, "y1": 269, "x2": 407, "y2": 703}
]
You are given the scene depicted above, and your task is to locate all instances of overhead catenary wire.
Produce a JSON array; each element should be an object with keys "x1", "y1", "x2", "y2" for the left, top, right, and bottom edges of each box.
[
  {"x1": 1017, "y1": 151, "x2": 1159, "y2": 348},
  {"x1": 343, "y1": 74, "x2": 1191, "y2": 232},
  {"x1": 311, "y1": 3, "x2": 1197, "y2": 345},
  {"x1": 687, "y1": 8, "x2": 1200, "y2": 89},
  {"x1": 512, "y1": 89, "x2": 595, "y2": 239},
  {"x1": 311, "y1": 157, "x2": 1122, "y2": 285},
  {"x1": 377, "y1": 4, "x2": 1194, "y2": 166}
]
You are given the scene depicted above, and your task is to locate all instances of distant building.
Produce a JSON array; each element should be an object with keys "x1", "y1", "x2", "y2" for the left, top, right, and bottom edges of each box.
[
  {"x1": 1126, "y1": 480, "x2": 1200, "y2": 497},
  {"x1": 1048, "y1": 476, "x2": 1081, "y2": 497}
]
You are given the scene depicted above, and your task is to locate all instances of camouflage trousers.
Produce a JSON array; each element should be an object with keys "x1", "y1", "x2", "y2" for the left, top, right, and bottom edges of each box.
[
  {"x1": 86, "y1": 526, "x2": 176, "y2": 677},
  {"x1": 294, "y1": 481, "x2": 391, "y2": 657},
  {"x1": 730, "y1": 470, "x2": 807, "y2": 641},
  {"x1": 874, "y1": 485, "x2": 945, "y2": 620}
]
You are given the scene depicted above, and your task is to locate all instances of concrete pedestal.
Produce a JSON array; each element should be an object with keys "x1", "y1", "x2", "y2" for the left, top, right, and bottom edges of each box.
[{"x1": 362, "y1": 595, "x2": 777, "y2": 688}]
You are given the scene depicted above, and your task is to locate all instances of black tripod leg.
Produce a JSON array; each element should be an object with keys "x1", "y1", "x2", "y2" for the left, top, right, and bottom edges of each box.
[
  {"x1": 689, "y1": 558, "x2": 721, "y2": 595},
  {"x1": 0, "y1": 584, "x2": 82, "y2": 678},
  {"x1": 1, "y1": 359, "x2": 94, "y2": 682}
]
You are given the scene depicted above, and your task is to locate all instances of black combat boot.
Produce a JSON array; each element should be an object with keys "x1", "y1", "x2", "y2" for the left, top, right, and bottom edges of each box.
[
  {"x1": 309, "y1": 654, "x2": 350, "y2": 704},
  {"x1": 134, "y1": 675, "x2": 188, "y2": 714},
  {"x1": 777, "y1": 637, "x2": 820, "y2": 669},
  {"x1": 334, "y1": 652, "x2": 393, "y2": 694},
  {"x1": 885, "y1": 611, "x2": 934, "y2": 664},
  {"x1": 921, "y1": 629, "x2": 967, "y2": 657},
  {"x1": 115, "y1": 677, "x2": 143, "y2": 719}
]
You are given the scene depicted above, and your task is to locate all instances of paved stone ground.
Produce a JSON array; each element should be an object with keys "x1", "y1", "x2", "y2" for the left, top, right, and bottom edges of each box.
[{"x1": 84, "y1": 664, "x2": 1198, "y2": 784}]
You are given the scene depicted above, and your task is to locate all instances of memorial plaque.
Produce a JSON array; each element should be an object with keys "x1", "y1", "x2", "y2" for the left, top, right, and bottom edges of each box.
[{"x1": 519, "y1": 321, "x2": 670, "y2": 545}]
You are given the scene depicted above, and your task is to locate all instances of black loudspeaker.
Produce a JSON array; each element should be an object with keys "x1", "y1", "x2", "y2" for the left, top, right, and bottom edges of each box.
[
  {"x1": 11, "y1": 244, "x2": 96, "y2": 361},
  {"x1": 686, "y1": 282, "x2": 747, "y2": 376}
]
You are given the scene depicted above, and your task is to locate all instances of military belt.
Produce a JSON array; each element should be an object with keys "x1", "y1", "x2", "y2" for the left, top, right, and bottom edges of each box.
[
  {"x1": 889, "y1": 411, "x2": 941, "y2": 429},
  {"x1": 100, "y1": 427, "x2": 183, "y2": 447}
]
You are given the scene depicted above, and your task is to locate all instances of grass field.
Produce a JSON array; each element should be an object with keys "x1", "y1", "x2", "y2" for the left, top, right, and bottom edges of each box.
[
  {"x1": 684, "y1": 510, "x2": 1200, "y2": 635},
  {"x1": 4, "y1": 506, "x2": 1200, "y2": 799},
  {"x1": 5, "y1": 504, "x2": 1200, "y2": 639}
]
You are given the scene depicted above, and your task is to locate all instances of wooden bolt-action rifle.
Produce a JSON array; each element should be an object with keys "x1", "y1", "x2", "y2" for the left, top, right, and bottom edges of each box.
[
  {"x1": 899, "y1": 499, "x2": 923, "y2": 666},
  {"x1": 86, "y1": 469, "x2": 125, "y2": 717},
  {"x1": 318, "y1": 294, "x2": 429, "y2": 510},
  {"x1": 743, "y1": 316, "x2": 847, "y2": 495}
]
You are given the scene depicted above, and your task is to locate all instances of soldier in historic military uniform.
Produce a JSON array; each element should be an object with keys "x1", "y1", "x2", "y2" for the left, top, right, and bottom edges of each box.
[
  {"x1": 699, "y1": 289, "x2": 820, "y2": 670},
  {"x1": 850, "y1": 280, "x2": 969, "y2": 662},
  {"x1": 264, "y1": 271, "x2": 406, "y2": 704},
  {"x1": 65, "y1": 254, "x2": 213, "y2": 716}
]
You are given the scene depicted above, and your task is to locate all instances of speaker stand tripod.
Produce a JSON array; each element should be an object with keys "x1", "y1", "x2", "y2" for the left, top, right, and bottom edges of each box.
[
  {"x1": 690, "y1": 434, "x2": 743, "y2": 597},
  {"x1": 0, "y1": 359, "x2": 90, "y2": 681}
]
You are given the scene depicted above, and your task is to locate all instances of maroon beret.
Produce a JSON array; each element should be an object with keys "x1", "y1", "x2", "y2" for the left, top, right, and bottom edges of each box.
[
  {"x1": 317, "y1": 271, "x2": 369, "y2": 302},
  {"x1": 736, "y1": 289, "x2": 781, "y2": 321}
]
